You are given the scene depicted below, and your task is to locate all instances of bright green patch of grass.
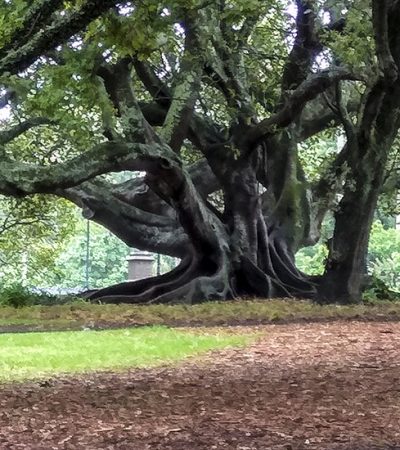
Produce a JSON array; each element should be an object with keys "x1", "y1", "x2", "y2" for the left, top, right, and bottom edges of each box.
[{"x1": 0, "y1": 326, "x2": 251, "y2": 382}]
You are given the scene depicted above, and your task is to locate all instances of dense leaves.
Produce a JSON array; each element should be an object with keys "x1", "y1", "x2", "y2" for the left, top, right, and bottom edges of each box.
[
  {"x1": 296, "y1": 220, "x2": 400, "y2": 293},
  {"x1": 0, "y1": 195, "x2": 76, "y2": 285}
]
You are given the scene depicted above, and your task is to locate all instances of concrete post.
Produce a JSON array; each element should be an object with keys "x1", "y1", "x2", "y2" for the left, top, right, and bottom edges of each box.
[{"x1": 126, "y1": 251, "x2": 154, "y2": 281}]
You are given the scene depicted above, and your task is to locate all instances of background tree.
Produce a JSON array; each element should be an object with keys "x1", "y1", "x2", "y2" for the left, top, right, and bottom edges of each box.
[
  {"x1": 1, "y1": 0, "x2": 400, "y2": 304},
  {"x1": 0, "y1": 195, "x2": 76, "y2": 286}
]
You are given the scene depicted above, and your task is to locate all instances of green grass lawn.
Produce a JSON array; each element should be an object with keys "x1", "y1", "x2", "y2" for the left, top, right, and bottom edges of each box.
[{"x1": 0, "y1": 326, "x2": 252, "y2": 382}]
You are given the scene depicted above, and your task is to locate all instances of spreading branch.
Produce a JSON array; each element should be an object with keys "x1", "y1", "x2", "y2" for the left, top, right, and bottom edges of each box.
[
  {"x1": 0, "y1": 117, "x2": 56, "y2": 145},
  {"x1": 138, "y1": 97, "x2": 227, "y2": 157},
  {"x1": 98, "y1": 59, "x2": 160, "y2": 144},
  {"x1": 208, "y1": 37, "x2": 254, "y2": 121},
  {"x1": 0, "y1": 0, "x2": 121, "y2": 76},
  {"x1": 334, "y1": 82, "x2": 357, "y2": 145},
  {"x1": 372, "y1": 0, "x2": 398, "y2": 83},
  {"x1": 281, "y1": 0, "x2": 319, "y2": 92},
  {"x1": 0, "y1": 141, "x2": 178, "y2": 197},
  {"x1": 111, "y1": 158, "x2": 220, "y2": 216},
  {"x1": 245, "y1": 68, "x2": 361, "y2": 145},
  {"x1": 299, "y1": 92, "x2": 360, "y2": 141},
  {"x1": 59, "y1": 184, "x2": 188, "y2": 257},
  {"x1": 160, "y1": 14, "x2": 205, "y2": 152},
  {"x1": 0, "y1": 0, "x2": 64, "y2": 61},
  {"x1": 132, "y1": 58, "x2": 171, "y2": 107}
]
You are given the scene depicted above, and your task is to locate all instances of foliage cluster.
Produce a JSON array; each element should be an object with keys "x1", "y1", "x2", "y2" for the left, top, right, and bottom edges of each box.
[
  {"x1": 0, "y1": 195, "x2": 77, "y2": 284},
  {"x1": 296, "y1": 220, "x2": 400, "y2": 294}
]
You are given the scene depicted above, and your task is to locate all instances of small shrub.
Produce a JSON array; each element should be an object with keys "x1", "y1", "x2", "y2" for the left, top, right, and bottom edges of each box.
[
  {"x1": 363, "y1": 276, "x2": 400, "y2": 303},
  {"x1": 0, "y1": 284, "x2": 57, "y2": 308},
  {"x1": 0, "y1": 284, "x2": 37, "y2": 308}
]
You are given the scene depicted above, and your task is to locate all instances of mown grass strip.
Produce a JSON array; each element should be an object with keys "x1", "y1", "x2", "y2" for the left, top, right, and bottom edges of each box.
[
  {"x1": 0, "y1": 326, "x2": 252, "y2": 382},
  {"x1": 1, "y1": 299, "x2": 400, "y2": 332}
]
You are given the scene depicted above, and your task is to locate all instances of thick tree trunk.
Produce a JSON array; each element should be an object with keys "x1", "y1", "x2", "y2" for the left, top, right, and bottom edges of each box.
[
  {"x1": 318, "y1": 82, "x2": 400, "y2": 303},
  {"x1": 88, "y1": 157, "x2": 234, "y2": 304},
  {"x1": 318, "y1": 181, "x2": 381, "y2": 303},
  {"x1": 260, "y1": 132, "x2": 316, "y2": 253},
  {"x1": 88, "y1": 149, "x2": 316, "y2": 304}
]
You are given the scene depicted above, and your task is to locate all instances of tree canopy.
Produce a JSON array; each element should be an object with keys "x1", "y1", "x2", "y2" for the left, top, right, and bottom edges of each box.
[{"x1": 0, "y1": 0, "x2": 400, "y2": 304}]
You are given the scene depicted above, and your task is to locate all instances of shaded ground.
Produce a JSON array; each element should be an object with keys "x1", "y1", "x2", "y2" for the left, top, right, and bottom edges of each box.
[{"x1": 1, "y1": 321, "x2": 400, "y2": 449}]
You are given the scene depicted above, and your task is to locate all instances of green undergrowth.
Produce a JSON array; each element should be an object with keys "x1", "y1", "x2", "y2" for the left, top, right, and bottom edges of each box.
[
  {"x1": 1, "y1": 299, "x2": 400, "y2": 332},
  {"x1": 0, "y1": 284, "x2": 55, "y2": 308},
  {"x1": 0, "y1": 326, "x2": 252, "y2": 382}
]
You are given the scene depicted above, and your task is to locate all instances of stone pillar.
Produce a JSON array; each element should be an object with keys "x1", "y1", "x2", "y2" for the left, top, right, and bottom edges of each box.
[{"x1": 126, "y1": 251, "x2": 154, "y2": 281}]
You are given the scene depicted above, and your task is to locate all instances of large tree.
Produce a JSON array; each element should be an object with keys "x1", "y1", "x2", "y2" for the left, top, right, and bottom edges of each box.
[{"x1": 1, "y1": 0, "x2": 399, "y2": 304}]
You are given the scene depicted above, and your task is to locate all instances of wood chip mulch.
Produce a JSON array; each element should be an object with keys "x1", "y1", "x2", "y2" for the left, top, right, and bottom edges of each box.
[{"x1": 1, "y1": 321, "x2": 400, "y2": 449}]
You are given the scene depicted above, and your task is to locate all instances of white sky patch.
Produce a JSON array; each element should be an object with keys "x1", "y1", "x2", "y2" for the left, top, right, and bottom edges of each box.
[
  {"x1": 0, "y1": 105, "x2": 11, "y2": 122},
  {"x1": 70, "y1": 37, "x2": 83, "y2": 50},
  {"x1": 286, "y1": 1, "x2": 297, "y2": 19},
  {"x1": 118, "y1": 3, "x2": 134, "y2": 15},
  {"x1": 321, "y1": 11, "x2": 330, "y2": 25}
]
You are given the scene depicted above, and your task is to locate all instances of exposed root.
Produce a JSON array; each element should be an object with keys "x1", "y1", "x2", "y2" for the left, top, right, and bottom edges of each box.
[
  {"x1": 88, "y1": 254, "x2": 233, "y2": 305},
  {"x1": 87, "y1": 220, "x2": 316, "y2": 304},
  {"x1": 87, "y1": 257, "x2": 191, "y2": 301},
  {"x1": 240, "y1": 256, "x2": 289, "y2": 298}
]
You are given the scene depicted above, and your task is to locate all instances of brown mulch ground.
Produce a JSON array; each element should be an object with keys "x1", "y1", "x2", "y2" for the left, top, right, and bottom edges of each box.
[{"x1": 0, "y1": 321, "x2": 400, "y2": 450}]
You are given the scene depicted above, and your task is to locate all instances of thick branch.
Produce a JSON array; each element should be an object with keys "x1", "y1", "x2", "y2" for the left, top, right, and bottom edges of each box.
[
  {"x1": 0, "y1": 141, "x2": 177, "y2": 196},
  {"x1": 139, "y1": 100, "x2": 227, "y2": 156},
  {"x1": 334, "y1": 81, "x2": 357, "y2": 146},
  {"x1": 0, "y1": 117, "x2": 56, "y2": 145},
  {"x1": 0, "y1": 0, "x2": 120, "y2": 75},
  {"x1": 98, "y1": 59, "x2": 160, "y2": 144},
  {"x1": 132, "y1": 58, "x2": 171, "y2": 107},
  {"x1": 111, "y1": 158, "x2": 220, "y2": 216},
  {"x1": 209, "y1": 37, "x2": 254, "y2": 120},
  {"x1": 299, "y1": 95, "x2": 359, "y2": 141},
  {"x1": 160, "y1": 16, "x2": 204, "y2": 152},
  {"x1": 245, "y1": 68, "x2": 361, "y2": 145},
  {"x1": 304, "y1": 143, "x2": 351, "y2": 244},
  {"x1": 0, "y1": 0, "x2": 64, "y2": 61},
  {"x1": 357, "y1": 2, "x2": 400, "y2": 144},
  {"x1": 281, "y1": 0, "x2": 319, "y2": 92},
  {"x1": 132, "y1": 62, "x2": 227, "y2": 153},
  {"x1": 59, "y1": 184, "x2": 188, "y2": 257},
  {"x1": 372, "y1": 0, "x2": 398, "y2": 83}
]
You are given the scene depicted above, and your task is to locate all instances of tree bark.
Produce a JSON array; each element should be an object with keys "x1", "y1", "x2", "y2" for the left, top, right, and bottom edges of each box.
[
  {"x1": 318, "y1": 82, "x2": 400, "y2": 303},
  {"x1": 318, "y1": 167, "x2": 384, "y2": 303}
]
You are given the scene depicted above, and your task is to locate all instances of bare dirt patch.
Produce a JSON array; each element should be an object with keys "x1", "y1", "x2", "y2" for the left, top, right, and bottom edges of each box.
[{"x1": 0, "y1": 321, "x2": 399, "y2": 449}]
